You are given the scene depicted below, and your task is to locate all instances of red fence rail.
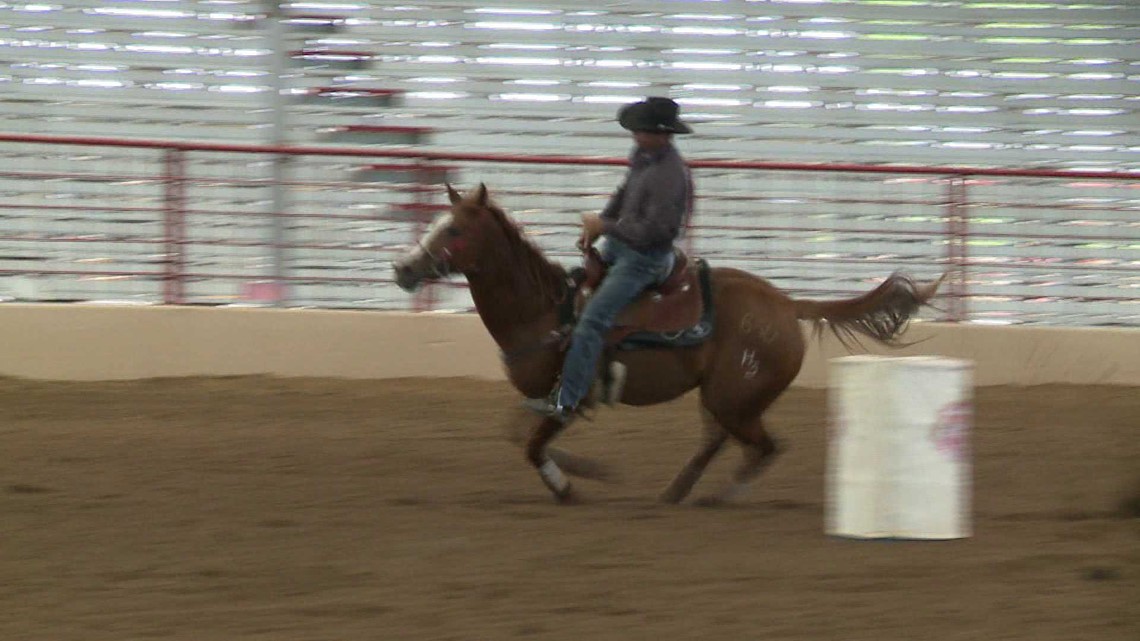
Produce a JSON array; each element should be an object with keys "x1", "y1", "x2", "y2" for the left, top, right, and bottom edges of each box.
[{"x1": 0, "y1": 132, "x2": 1135, "y2": 326}]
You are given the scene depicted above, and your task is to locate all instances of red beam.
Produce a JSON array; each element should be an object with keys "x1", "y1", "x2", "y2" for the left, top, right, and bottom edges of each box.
[
  {"x1": 310, "y1": 87, "x2": 403, "y2": 96},
  {"x1": 291, "y1": 50, "x2": 372, "y2": 59},
  {"x1": 360, "y1": 163, "x2": 455, "y2": 172},
  {"x1": 286, "y1": 15, "x2": 348, "y2": 22},
  {"x1": 2, "y1": 132, "x2": 1137, "y2": 181},
  {"x1": 331, "y1": 125, "x2": 434, "y2": 134}
]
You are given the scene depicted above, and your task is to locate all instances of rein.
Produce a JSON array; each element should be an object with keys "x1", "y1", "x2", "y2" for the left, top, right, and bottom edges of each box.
[
  {"x1": 499, "y1": 328, "x2": 570, "y2": 365},
  {"x1": 418, "y1": 239, "x2": 452, "y2": 279},
  {"x1": 499, "y1": 269, "x2": 585, "y2": 366}
]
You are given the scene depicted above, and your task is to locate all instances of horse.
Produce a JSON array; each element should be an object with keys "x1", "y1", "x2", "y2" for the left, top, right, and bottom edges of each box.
[{"x1": 393, "y1": 183, "x2": 944, "y2": 505}]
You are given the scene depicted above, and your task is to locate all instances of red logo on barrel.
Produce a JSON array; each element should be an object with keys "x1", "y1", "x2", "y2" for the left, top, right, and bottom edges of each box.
[{"x1": 932, "y1": 401, "x2": 970, "y2": 460}]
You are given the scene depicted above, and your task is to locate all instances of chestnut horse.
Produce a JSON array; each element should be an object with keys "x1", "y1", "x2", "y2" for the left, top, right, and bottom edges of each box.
[{"x1": 393, "y1": 184, "x2": 943, "y2": 504}]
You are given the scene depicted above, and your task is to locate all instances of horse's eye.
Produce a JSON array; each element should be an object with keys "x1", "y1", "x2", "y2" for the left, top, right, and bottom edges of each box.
[{"x1": 447, "y1": 226, "x2": 461, "y2": 237}]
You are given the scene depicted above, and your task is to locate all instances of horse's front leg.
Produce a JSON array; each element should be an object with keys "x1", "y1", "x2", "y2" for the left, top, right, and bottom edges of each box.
[
  {"x1": 503, "y1": 405, "x2": 616, "y2": 484},
  {"x1": 526, "y1": 416, "x2": 577, "y2": 503}
]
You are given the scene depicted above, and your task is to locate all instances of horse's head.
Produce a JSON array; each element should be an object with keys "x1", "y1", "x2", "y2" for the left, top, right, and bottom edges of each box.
[{"x1": 393, "y1": 182, "x2": 498, "y2": 292}]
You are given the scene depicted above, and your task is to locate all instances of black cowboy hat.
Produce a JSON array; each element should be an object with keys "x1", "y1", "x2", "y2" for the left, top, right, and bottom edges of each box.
[{"x1": 617, "y1": 97, "x2": 693, "y2": 135}]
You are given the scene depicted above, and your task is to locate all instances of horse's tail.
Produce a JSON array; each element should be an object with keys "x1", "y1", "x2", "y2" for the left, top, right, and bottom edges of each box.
[{"x1": 793, "y1": 272, "x2": 946, "y2": 348}]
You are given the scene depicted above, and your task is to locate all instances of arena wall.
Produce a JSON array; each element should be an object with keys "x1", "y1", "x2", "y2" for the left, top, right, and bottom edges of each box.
[{"x1": 0, "y1": 304, "x2": 1135, "y2": 387}]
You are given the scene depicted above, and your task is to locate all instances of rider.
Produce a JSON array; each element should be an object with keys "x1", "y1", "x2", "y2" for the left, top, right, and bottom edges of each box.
[{"x1": 528, "y1": 96, "x2": 693, "y2": 424}]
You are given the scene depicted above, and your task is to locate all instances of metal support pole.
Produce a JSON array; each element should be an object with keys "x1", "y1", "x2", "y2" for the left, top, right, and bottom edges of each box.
[
  {"x1": 163, "y1": 148, "x2": 186, "y2": 305},
  {"x1": 683, "y1": 165, "x2": 696, "y2": 256},
  {"x1": 944, "y1": 176, "x2": 969, "y2": 322},
  {"x1": 266, "y1": 0, "x2": 290, "y2": 306}
]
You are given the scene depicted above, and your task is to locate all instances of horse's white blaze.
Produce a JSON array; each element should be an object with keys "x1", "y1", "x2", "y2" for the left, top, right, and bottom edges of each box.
[{"x1": 409, "y1": 212, "x2": 454, "y2": 261}]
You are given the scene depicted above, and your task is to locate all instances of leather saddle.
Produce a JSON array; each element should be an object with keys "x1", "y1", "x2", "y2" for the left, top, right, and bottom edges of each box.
[{"x1": 575, "y1": 246, "x2": 706, "y2": 346}]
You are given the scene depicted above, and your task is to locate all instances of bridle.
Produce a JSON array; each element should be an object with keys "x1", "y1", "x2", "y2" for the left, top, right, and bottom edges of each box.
[
  {"x1": 500, "y1": 327, "x2": 570, "y2": 366},
  {"x1": 416, "y1": 238, "x2": 452, "y2": 279}
]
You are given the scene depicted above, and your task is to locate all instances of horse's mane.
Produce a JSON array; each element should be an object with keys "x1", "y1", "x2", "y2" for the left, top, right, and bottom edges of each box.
[{"x1": 481, "y1": 201, "x2": 567, "y2": 309}]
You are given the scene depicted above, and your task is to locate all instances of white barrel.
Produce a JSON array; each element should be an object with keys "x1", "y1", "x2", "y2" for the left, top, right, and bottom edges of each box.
[{"x1": 826, "y1": 355, "x2": 973, "y2": 539}]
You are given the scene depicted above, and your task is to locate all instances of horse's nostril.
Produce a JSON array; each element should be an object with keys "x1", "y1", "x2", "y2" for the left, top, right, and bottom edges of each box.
[{"x1": 393, "y1": 261, "x2": 418, "y2": 291}]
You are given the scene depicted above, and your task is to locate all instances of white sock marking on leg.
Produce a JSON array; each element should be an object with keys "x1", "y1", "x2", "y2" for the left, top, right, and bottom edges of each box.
[{"x1": 539, "y1": 459, "x2": 570, "y2": 495}]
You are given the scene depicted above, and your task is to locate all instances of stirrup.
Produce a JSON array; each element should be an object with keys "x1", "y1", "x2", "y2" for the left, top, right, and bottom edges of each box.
[
  {"x1": 521, "y1": 382, "x2": 597, "y2": 424},
  {"x1": 522, "y1": 397, "x2": 578, "y2": 425}
]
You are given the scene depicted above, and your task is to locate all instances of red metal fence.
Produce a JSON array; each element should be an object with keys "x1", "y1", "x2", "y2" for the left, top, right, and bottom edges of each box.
[{"x1": 0, "y1": 132, "x2": 1135, "y2": 326}]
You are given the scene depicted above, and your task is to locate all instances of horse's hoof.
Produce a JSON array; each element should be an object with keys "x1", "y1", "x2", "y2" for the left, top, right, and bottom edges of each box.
[
  {"x1": 659, "y1": 488, "x2": 686, "y2": 505},
  {"x1": 574, "y1": 460, "x2": 619, "y2": 484},
  {"x1": 547, "y1": 448, "x2": 618, "y2": 484},
  {"x1": 553, "y1": 489, "x2": 579, "y2": 505},
  {"x1": 693, "y1": 495, "x2": 727, "y2": 508}
]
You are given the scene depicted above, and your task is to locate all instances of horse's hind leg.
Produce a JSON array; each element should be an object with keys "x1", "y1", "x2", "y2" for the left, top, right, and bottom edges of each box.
[
  {"x1": 697, "y1": 415, "x2": 781, "y2": 506},
  {"x1": 660, "y1": 407, "x2": 729, "y2": 504}
]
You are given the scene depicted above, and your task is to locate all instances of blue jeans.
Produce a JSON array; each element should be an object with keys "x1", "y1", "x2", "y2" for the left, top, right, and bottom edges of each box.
[{"x1": 557, "y1": 238, "x2": 674, "y2": 409}]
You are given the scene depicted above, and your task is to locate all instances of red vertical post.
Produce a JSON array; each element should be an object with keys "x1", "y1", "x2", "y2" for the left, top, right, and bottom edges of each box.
[
  {"x1": 163, "y1": 148, "x2": 187, "y2": 305},
  {"x1": 944, "y1": 175, "x2": 969, "y2": 322}
]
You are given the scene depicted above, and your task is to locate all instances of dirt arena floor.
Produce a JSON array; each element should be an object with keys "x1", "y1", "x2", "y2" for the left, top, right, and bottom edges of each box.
[{"x1": 1, "y1": 377, "x2": 1136, "y2": 641}]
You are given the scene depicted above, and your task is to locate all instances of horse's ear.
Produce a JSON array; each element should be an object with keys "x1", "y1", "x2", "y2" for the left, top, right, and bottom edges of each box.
[
  {"x1": 446, "y1": 183, "x2": 461, "y2": 205},
  {"x1": 476, "y1": 182, "x2": 488, "y2": 207}
]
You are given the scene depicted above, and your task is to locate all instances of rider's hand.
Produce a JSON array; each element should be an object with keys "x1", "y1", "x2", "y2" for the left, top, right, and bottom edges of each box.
[{"x1": 578, "y1": 213, "x2": 604, "y2": 251}]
